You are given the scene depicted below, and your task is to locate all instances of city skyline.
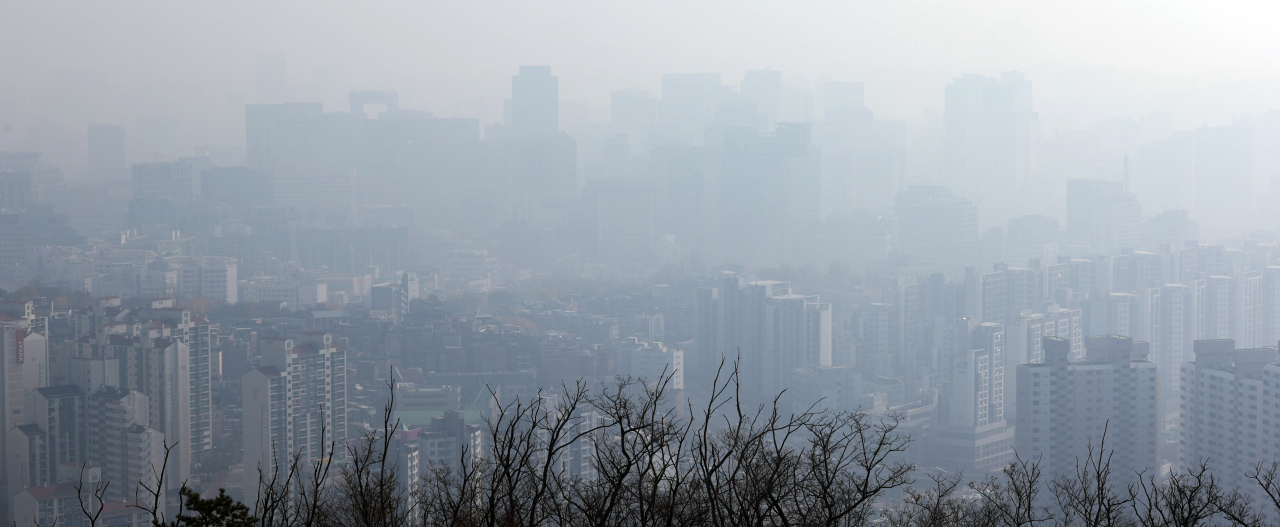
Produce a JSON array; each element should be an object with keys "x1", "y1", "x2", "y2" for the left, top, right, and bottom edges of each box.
[{"x1": 6, "y1": 3, "x2": 1280, "y2": 526}]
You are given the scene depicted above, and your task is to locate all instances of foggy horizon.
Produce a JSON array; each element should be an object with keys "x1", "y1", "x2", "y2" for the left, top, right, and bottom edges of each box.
[{"x1": 5, "y1": 1, "x2": 1280, "y2": 173}]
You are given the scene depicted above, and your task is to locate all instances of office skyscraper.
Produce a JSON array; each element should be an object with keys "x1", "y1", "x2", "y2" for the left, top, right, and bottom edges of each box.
[
  {"x1": 717, "y1": 123, "x2": 821, "y2": 266},
  {"x1": 944, "y1": 72, "x2": 1034, "y2": 210},
  {"x1": 511, "y1": 66, "x2": 558, "y2": 137},
  {"x1": 1065, "y1": 180, "x2": 1142, "y2": 253},
  {"x1": 741, "y1": 70, "x2": 783, "y2": 127},
  {"x1": 132, "y1": 161, "x2": 194, "y2": 204},
  {"x1": 87, "y1": 124, "x2": 127, "y2": 180},
  {"x1": 660, "y1": 73, "x2": 725, "y2": 145},
  {"x1": 895, "y1": 186, "x2": 981, "y2": 276},
  {"x1": 0, "y1": 152, "x2": 38, "y2": 212},
  {"x1": 586, "y1": 179, "x2": 656, "y2": 264},
  {"x1": 858, "y1": 302, "x2": 899, "y2": 378},
  {"x1": 823, "y1": 81, "x2": 866, "y2": 118}
]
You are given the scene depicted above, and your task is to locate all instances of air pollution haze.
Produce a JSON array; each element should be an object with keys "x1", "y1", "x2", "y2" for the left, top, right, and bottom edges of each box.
[{"x1": 3, "y1": 2, "x2": 1280, "y2": 526}]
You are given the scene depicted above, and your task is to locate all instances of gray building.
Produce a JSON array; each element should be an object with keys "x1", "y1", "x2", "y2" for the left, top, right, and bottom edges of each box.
[{"x1": 1015, "y1": 335, "x2": 1158, "y2": 484}]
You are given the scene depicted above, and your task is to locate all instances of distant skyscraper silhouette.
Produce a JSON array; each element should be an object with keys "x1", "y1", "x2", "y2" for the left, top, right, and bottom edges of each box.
[
  {"x1": 944, "y1": 72, "x2": 1034, "y2": 207},
  {"x1": 511, "y1": 66, "x2": 558, "y2": 137},
  {"x1": 660, "y1": 73, "x2": 724, "y2": 144},
  {"x1": 87, "y1": 124, "x2": 126, "y2": 179},
  {"x1": 823, "y1": 81, "x2": 866, "y2": 117},
  {"x1": 0, "y1": 151, "x2": 38, "y2": 211},
  {"x1": 741, "y1": 70, "x2": 783, "y2": 126}
]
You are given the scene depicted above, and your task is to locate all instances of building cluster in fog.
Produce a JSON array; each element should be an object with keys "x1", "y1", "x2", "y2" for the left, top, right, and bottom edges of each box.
[{"x1": 5, "y1": 58, "x2": 1280, "y2": 526}]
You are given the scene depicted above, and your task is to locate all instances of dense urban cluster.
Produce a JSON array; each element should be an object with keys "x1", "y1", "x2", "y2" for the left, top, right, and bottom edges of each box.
[{"x1": 2, "y1": 61, "x2": 1280, "y2": 527}]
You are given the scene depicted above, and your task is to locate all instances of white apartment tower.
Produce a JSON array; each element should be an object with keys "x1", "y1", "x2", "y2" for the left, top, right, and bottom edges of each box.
[
  {"x1": 134, "y1": 301, "x2": 214, "y2": 461},
  {"x1": 86, "y1": 387, "x2": 164, "y2": 503},
  {"x1": 0, "y1": 318, "x2": 48, "y2": 524},
  {"x1": 763, "y1": 294, "x2": 831, "y2": 396},
  {"x1": 75, "y1": 297, "x2": 213, "y2": 467},
  {"x1": 932, "y1": 321, "x2": 1015, "y2": 473},
  {"x1": 243, "y1": 332, "x2": 347, "y2": 507},
  {"x1": 6, "y1": 386, "x2": 86, "y2": 492},
  {"x1": 166, "y1": 256, "x2": 239, "y2": 304},
  {"x1": 616, "y1": 337, "x2": 684, "y2": 391},
  {"x1": 117, "y1": 332, "x2": 191, "y2": 489}
]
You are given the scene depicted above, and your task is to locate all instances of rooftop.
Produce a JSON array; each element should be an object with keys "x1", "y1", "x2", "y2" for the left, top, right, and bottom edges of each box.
[{"x1": 36, "y1": 385, "x2": 85, "y2": 398}]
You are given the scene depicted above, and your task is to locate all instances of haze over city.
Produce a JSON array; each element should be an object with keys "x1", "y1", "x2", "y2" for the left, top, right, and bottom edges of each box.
[{"x1": 3, "y1": 2, "x2": 1280, "y2": 526}]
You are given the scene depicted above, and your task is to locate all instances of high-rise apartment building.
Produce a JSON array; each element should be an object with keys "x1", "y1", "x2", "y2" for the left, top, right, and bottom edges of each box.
[
  {"x1": 762, "y1": 293, "x2": 831, "y2": 396},
  {"x1": 1015, "y1": 335, "x2": 1158, "y2": 484},
  {"x1": 981, "y1": 264, "x2": 1044, "y2": 326},
  {"x1": 1083, "y1": 292, "x2": 1138, "y2": 338},
  {"x1": 0, "y1": 319, "x2": 48, "y2": 522},
  {"x1": 243, "y1": 333, "x2": 347, "y2": 506},
  {"x1": 1159, "y1": 283, "x2": 1196, "y2": 403},
  {"x1": 8, "y1": 383, "x2": 161, "y2": 527},
  {"x1": 86, "y1": 387, "x2": 163, "y2": 502},
  {"x1": 134, "y1": 301, "x2": 214, "y2": 462},
  {"x1": 6, "y1": 386, "x2": 86, "y2": 492},
  {"x1": 1195, "y1": 275, "x2": 1233, "y2": 340},
  {"x1": 1182, "y1": 340, "x2": 1277, "y2": 502},
  {"x1": 166, "y1": 256, "x2": 239, "y2": 304},
  {"x1": 74, "y1": 297, "x2": 210, "y2": 474},
  {"x1": 616, "y1": 337, "x2": 684, "y2": 390},
  {"x1": 932, "y1": 321, "x2": 1014, "y2": 473},
  {"x1": 112, "y1": 331, "x2": 191, "y2": 489},
  {"x1": 693, "y1": 274, "x2": 832, "y2": 403},
  {"x1": 791, "y1": 365, "x2": 862, "y2": 414}
]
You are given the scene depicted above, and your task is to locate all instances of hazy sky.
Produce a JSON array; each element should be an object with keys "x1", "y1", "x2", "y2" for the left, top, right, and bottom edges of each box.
[{"x1": 3, "y1": 0, "x2": 1279, "y2": 169}]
